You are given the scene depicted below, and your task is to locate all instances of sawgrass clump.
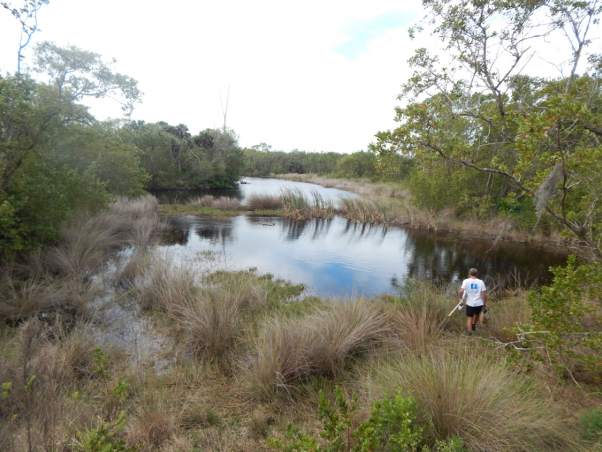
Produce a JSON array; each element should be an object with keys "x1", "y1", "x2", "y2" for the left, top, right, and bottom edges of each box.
[
  {"x1": 249, "y1": 299, "x2": 392, "y2": 398},
  {"x1": 362, "y1": 343, "x2": 578, "y2": 452}
]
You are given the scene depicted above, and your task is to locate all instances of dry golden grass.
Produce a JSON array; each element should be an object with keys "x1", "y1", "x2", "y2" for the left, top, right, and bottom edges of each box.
[
  {"x1": 249, "y1": 299, "x2": 392, "y2": 398},
  {"x1": 245, "y1": 193, "x2": 282, "y2": 210},
  {"x1": 212, "y1": 196, "x2": 241, "y2": 210},
  {"x1": 362, "y1": 343, "x2": 580, "y2": 452},
  {"x1": 385, "y1": 282, "x2": 452, "y2": 352},
  {"x1": 188, "y1": 194, "x2": 216, "y2": 207},
  {"x1": 131, "y1": 254, "x2": 198, "y2": 311}
]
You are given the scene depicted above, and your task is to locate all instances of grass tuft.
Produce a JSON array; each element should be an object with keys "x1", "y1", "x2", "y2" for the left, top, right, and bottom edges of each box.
[
  {"x1": 363, "y1": 344, "x2": 578, "y2": 451},
  {"x1": 245, "y1": 193, "x2": 282, "y2": 210}
]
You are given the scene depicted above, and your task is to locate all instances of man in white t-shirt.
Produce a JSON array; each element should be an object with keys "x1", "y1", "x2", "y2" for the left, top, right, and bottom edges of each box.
[{"x1": 459, "y1": 268, "x2": 487, "y2": 336}]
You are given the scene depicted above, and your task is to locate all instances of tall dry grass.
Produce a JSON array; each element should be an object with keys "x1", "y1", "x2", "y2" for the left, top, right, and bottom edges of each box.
[
  {"x1": 131, "y1": 254, "x2": 198, "y2": 311},
  {"x1": 385, "y1": 281, "x2": 455, "y2": 352},
  {"x1": 188, "y1": 195, "x2": 241, "y2": 210},
  {"x1": 212, "y1": 196, "x2": 241, "y2": 210},
  {"x1": 0, "y1": 319, "x2": 97, "y2": 451},
  {"x1": 249, "y1": 299, "x2": 392, "y2": 398},
  {"x1": 0, "y1": 195, "x2": 165, "y2": 323},
  {"x1": 244, "y1": 193, "x2": 282, "y2": 210},
  {"x1": 362, "y1": 343, "x2": 578, "y2": 451},
  {"x1": 0, "y1": 272, "x2": 100, "y2": 323},
  {"x1": 188, "y1": 194, "x2": 216, "y2": 207}
]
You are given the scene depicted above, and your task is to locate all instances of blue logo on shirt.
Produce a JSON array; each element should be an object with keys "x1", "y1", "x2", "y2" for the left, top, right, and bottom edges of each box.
[{"x1": 471, "y1": 283, "x2": 477, "y2": 289}]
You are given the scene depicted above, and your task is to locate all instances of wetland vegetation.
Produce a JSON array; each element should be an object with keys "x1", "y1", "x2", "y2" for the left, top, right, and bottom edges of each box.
[{"x1": 2, "y1": 0, "x2": 602, "y2": 450}]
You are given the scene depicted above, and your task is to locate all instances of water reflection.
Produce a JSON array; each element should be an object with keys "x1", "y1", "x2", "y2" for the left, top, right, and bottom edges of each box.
[
  {"x1": 159, "y1": 215, "x2": 566, "y2": 296},
  {"x1": 148, "y1": 176, "x2": 358, "y2": 204}
]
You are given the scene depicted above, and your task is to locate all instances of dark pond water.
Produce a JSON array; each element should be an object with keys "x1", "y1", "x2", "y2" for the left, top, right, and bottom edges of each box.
[
  {"x1": 148, "y1": 176, "x2": 359, "y2": 205},
  {"x1": 159, "y1": 214, "x2": 567, "y2": 297}
]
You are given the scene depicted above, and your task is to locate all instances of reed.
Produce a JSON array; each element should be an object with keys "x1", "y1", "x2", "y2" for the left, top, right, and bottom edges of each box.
[
  {"x1": 279, "y1": 188, "x2": 334, "y2": 220},
  {"x1": 338, "y1": 197, "x2": 391, "y2": 225}
]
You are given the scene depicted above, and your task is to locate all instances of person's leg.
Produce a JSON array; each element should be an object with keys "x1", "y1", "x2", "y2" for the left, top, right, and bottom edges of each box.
[
  {"x1": 472, "y1": 306, "x2": 482, "y2": 331},
  {"x1": 466, "y1": 313, "x2": 474, "y2": 332}
]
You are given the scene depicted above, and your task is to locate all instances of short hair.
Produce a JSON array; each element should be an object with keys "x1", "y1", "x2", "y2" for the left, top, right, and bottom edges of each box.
[{"x1": 469, "y1": 268, "x2": 478, "y2": 277}]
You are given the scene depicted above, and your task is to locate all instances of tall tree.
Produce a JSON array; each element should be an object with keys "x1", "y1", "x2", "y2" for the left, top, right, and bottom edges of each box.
[
  {"x1": 371, "y1": 0, "x2": 602, "y2": 260},
  {"x1": 1, "y1": 0, "x2": 49, "y2": 74}
]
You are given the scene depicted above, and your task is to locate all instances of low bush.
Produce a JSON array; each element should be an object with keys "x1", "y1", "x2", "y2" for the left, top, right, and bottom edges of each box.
[{"x1": 269, "y1": 386, "x2": 465, "y2": 451}]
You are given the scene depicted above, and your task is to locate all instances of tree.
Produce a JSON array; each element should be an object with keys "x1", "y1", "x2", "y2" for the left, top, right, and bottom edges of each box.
[
  {"x1": 370, "y1": 0, "x2": 602, "y2": 260},
  {"x1": 0, "y1": 43, "x2": 141, "y2": 253},
  {"x1": 1, "y1": 0, "x2": 49, "y2": 74}
]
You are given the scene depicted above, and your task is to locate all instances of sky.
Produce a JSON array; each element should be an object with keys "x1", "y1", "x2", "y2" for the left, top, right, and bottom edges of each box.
[{"x1": 0, "y1": 0, "x2": 424, "y2": 154}]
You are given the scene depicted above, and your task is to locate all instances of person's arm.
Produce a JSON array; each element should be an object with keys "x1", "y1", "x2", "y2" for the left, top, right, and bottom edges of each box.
[
  {"x1": 482, "y1": 290, "x2": 487, "y2": 306},
  {"x1": 458, "y1": 288, "x2": 465, "y2": 301}
]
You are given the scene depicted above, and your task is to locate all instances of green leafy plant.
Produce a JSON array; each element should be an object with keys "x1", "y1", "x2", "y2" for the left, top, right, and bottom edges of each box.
[
  {"x1": 268, "y1": 386, "x2": 465, "y2": 451},
  {"x1": 71, "y1": 411, "x2": 141, "y2": 452},
  {"x1": 515, "y1": 255, "x2": 602, "y2": 376}
]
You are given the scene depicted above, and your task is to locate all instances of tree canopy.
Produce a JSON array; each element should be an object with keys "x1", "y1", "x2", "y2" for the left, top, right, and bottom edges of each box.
[{"x1": 371, "y1": 0, "x2": 602, "y2": 260}]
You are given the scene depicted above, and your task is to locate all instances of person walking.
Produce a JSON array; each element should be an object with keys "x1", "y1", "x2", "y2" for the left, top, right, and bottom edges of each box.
[{"x1": 459, "y1": 268, "x2": 487, "y2": 336}]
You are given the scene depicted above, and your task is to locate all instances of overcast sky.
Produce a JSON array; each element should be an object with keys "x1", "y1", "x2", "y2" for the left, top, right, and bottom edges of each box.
[{"x1": 0, "y1": 0, "x2": 425, "y2": 154}]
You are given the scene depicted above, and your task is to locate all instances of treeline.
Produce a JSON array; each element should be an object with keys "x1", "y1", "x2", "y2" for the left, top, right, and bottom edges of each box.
[
  {"x1": 242, "y1": 144, "x2": 383, "y2": 179},
  {"x1": 0, "y1": 42, "x2": 244, "y2": 255}
]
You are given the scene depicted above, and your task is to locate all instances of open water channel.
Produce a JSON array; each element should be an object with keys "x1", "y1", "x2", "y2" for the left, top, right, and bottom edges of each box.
[{"x1": 152, "y1": 177, "x2": 568, "y2": 296}]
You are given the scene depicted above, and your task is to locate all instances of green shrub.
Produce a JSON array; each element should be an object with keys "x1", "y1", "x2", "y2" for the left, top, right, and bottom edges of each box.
[
  {"x1": 268, "y1": 386, "x2": 465, "y2": 451},
  {"x1": 518, "y1": 255, "x2": 602, "y2": 375}
]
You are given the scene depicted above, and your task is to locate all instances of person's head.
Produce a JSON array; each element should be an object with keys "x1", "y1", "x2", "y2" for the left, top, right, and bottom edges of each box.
[{"x1": 469, "y1": 268, "x2": 478, "y2": 277}]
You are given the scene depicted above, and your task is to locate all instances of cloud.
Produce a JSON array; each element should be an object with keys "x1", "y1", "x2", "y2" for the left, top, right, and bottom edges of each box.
[{"x1": 334, "y1": 11, "x2": 413, "y2": 60}]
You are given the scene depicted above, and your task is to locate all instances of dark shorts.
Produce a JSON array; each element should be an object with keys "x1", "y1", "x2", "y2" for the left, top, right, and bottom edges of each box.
[{"x1": 466, "y1": 305, "x2": 483, "y2": 317}]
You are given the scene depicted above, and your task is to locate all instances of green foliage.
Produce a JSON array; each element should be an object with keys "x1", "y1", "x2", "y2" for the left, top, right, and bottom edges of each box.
[
  {"x1": 92, "y1": 347, "x2": 111, "y2": 381},
  {"x1": 371, "y1": 0, "x2": 602, "y2": 257},
  {"x1": 0, "y1": 41, "x2": 137, "y2": 254},
  {"x1": 579, "y1": 407, "x2": 602, "y2": 443},
  {"x1": 353, "y1": 390, "x2": 423, "y2": 452},
  {"x1": 335, "y1": 152, "x2": 377, "y2": 178},
  {"x1": 243, "y1": 145, "x2": 344, "y2": 177},
  {"x1": 1, "y1": 381, "x2": 11, "y2": 398},
  {"x1": 520, "y1": 255, "x2": 602, "y2": 374},
  {"x1": 71, "y1": 411, "x2": 141, "y2": 452},
  {"x1": 268, "y1": 386, "x2": 466, "y2": 452}
]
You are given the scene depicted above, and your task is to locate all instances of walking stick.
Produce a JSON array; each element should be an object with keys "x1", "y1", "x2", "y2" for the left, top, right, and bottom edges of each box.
[{"x1": 447, "y1": 299, "x2": 464, "y2": 317}]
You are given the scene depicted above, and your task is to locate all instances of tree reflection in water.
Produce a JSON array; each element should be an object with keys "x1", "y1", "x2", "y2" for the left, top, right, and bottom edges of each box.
[{"x1": 158, "y1": 215, "x2": 567, "y2": 295}]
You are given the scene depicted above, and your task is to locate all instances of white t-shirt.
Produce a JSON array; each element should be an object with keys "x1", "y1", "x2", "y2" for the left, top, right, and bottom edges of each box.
[{"x1": 461, "y1": 278, "x2": 487, "y2": 307}]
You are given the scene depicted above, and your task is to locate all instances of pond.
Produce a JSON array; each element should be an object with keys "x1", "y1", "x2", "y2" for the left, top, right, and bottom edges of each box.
[
  {"x1": 148, "y1": 176, "x2": 359, "y2": 205},
  {"x1": 156, "y1": 178, "x2": 567, "y2": 296}
]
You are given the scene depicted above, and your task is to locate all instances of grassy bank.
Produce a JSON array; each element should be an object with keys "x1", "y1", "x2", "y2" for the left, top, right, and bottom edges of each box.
[
  {"x1": 275, "y1": 174, "x2": 581, "y2": 254},
  {"x1": 1, "y1": 195, "x2": 599, "y2": 451}
]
